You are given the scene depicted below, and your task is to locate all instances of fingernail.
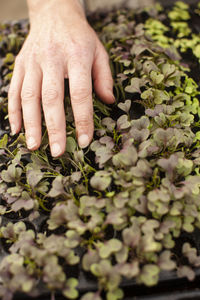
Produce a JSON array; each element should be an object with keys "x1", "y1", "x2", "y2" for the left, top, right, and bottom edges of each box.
[
  {"x1": 78, "y1": 134, "x2": 89, "y2": 149},
  {"x1": 27, "y1": 137, "x2": 37, "y2": 149},
  {"x1": 108, "y1": 90, "x2": 115, "y2": 103},
  {"x1": 51, "y1": 143, "x2": 62, "y2": 157},
  {"x1": 110, "y1": 92, "x2": 115, "y2": 102},
  {"x1": 10, "y1": 124, "x2": 16, "y2": 135}
]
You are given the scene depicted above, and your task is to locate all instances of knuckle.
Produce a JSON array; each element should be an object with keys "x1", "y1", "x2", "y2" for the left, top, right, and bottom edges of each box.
[
  {"x1": 23, "y1": 118, "x2": 36, "y2": 128},
  {"x1": 47, "y1": 126, "x2": 60, "y2": 136},
  {"x1": 71, "y1": 90, "x2": 91, "y2": 105},
  {"x1": 21, "y1": 88, "x2": 36, "y2": 103},
  {"x1": 76, "y1": 117, "x2": 92, "y2": 129},
  {"x1": 42, "y1": 89, "x2": 59, "y2": 105},
  {"x1": 70, "y1": 44, "x2": 90, "y2": 60}
]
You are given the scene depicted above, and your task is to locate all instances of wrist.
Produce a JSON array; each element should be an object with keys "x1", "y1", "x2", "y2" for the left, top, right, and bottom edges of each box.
[{"x1": 27, "y1": 0, "x2": 85, "y2": 25}]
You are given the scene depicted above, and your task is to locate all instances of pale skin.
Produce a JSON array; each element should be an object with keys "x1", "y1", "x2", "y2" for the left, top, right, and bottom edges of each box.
[{"x1": 8, "y1": 0, "x2": 115, "y2": 157}]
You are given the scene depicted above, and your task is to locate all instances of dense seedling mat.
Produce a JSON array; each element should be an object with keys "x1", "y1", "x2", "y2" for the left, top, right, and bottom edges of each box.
[{"x1": 1, "y1": 1, "x2": 200, "y2": 299}]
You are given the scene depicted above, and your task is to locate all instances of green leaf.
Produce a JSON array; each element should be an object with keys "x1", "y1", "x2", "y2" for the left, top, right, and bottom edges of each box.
[
  {"x1": 118, "y1": 100, "x2": 131, "y2": 114},
  {"x1": 82, "y1": 250, "x2": 100, "y2": 271},
  {"x1": 177, "y1": 265, "x2": 195, "y2": 281},
  {"x1": 112, "y1": 145, "x2": 138, "y2": 168},
  {"x1": 22, "y1": 280, "x2": 34, "y2": 293},
  {"x1": 150, "y1": 71, "x2": 164, "y2": 85},
  {"x1": 1, "y1": 164, "x2": 22, "y2": 183},
  {"x1": 0, "y1": 134, "x2": 8, "y2": 148},
  {"x1": 125, "y1": 78, "x2": 143, "y2": 94},
  {"x1": 175, "y1": 1, "x2": 189, "y2": 10},
  {"x1": 158, "y1": 250, "x2": 176, "y2": 271},
  {"x1": 117, "y1": 115, "x2": 131, "y2": 130},
  {"x1": 48, "y1": 175, "x2": 66, "y2": 197},
  {"x1": 107, "y1": 288, "x2": 124, "y2": 300},
  {"x1": 99, "y1": 239, "x2": 122, "y2": 259},
  {"x1": 63, "y1": 278, "x2": 79, "y2": 299},
  {"x1": 90, "y1": 171, "x2": 111, "y2": 191},
  {"x1": 66, "y1": 137, "x2": 77, "y2": 153},
  {"x1": 139, "y1": 265, "x2": 160, "y2": 286},
  {"x1": 119, "y1": 261, "x2": 139, "y2": 278},
  {"x1": 183, "y1": 216, "x2": 194, "y2": 233},
  {"x1": 3, "y1": 53, "x2": 15, "y2": 64},
  {"x1": 65, "y1": 230, "x2": 80, "y2": 248},
  {"x1": 81, "y1": 292, "x2": 102, "y2": 300},
  {"x1": 27, "y1": 169, "x2": 44, "y2": 188}
]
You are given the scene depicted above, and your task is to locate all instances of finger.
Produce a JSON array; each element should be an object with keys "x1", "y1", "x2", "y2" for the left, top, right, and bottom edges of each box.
[
  {"x1": 68, "y1": 58, "x2": 94, "y2": 149},
  {"x1": 42, "y1": 63, "x2": 66, "y2": 157},
  {"x1": 93, "y1": 42, "x2": 115, "y2": 104},
  {"x1": 8, "y1": 56, "x2": 24, "y2": 135},
  {"x1": 21, "y1": 64, "x2": 42, "y2": 150}
]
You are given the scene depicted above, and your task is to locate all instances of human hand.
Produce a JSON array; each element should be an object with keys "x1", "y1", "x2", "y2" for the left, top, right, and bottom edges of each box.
[{"x1": 8, "y1": 0, "x2": 115, "y2": 157}]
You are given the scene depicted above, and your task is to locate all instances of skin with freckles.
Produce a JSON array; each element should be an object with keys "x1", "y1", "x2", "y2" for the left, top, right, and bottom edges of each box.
[{"x1": 8, "y1": 0, "x2": 115, "y2": 157}]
